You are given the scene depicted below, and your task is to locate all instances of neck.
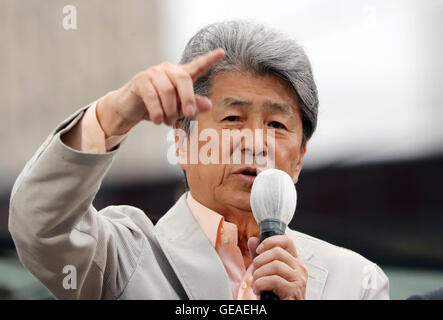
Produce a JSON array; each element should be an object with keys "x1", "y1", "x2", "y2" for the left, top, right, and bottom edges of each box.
[
  {"x1": 192, "y1": 192, "x2": 260, "y2": 257},
  {"x1": 224, "y1": 211, "x2": 259, "y2": 266}
]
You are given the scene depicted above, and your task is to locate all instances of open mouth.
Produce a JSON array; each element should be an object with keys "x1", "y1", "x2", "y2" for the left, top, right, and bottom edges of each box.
[
  {"x1": 240, "y1": 170, "x2": 257, "y2": 176},
  {"x1": 235, "y1": 167, "x2": 257, "y2": 176},
  {"x1": 233, "y1": 167, "x2": 259, "y2": 183}
]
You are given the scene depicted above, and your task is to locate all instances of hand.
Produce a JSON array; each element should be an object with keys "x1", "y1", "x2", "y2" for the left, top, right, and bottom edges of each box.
[
  {"x1": 248, "y1": 235, "x2": 308, "y2": 300},
  {"x1": 96, "y1": 48, "x2": 226, "y2": 137}
]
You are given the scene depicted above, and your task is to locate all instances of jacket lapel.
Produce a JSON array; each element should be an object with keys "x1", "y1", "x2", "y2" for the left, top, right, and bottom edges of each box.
[{"x1": 155, "y1": 193, "x2": 233, "y2": 300}]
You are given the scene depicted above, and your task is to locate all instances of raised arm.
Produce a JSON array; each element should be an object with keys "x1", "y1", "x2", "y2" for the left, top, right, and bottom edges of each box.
[{"x1": 8, "y1": 49, "x2": 225, "y2": 299}]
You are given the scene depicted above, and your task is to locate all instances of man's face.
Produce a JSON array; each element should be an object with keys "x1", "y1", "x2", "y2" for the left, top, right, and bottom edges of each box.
[{"x1": 179, "y1": 70, "x2": 306, "y2": 216}]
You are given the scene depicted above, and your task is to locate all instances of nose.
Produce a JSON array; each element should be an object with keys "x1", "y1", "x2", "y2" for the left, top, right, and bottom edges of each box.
[
  {"x1": 243, "y1": 146, "x2": 265, "y2": 157},
  {"x1": 240, "y1": 124, "x2": 268, "y2": 160}
]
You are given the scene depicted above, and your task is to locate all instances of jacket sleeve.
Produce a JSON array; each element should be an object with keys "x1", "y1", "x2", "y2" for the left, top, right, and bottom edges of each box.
[{"x1": 8, "y1": 104, "x2": 146, "y2": 299}]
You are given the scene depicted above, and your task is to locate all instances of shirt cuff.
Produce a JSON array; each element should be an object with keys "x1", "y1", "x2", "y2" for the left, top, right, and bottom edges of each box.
[{"x1": 81, "y1": 101, "x2": 127, "y2": 153}]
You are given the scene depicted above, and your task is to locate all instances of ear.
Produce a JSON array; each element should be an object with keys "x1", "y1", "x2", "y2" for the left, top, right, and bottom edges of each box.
[
  {"x1": 173, "y1": 120, "x2": 189, "y2": 171},
  {"x1": 292, "y1": 144, "x2": 307, "y2": 184}
]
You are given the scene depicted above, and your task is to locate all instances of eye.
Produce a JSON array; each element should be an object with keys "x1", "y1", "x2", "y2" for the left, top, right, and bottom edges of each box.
[
  {"x1": 268, "y1": 121, "x2": 286, "y2": 129},
  {"x1": 223, "y1": 115, "x2": 241, "y2": 122}
]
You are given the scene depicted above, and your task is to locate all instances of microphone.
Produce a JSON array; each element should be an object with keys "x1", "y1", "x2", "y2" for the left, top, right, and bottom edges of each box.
[{"x1": 250, "y1": 168, "x2": 297, "y2": 300}]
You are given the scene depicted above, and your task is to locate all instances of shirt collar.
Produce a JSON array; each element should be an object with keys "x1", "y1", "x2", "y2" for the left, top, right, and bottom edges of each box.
[{"x1": 186, "y1": 192, "x2": 224, "y2": 248}]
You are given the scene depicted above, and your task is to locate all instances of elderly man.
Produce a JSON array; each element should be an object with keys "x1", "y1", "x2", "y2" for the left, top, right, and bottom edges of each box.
[{"x1": 9, "y1": 20, "x2": 389, "y2": 300}]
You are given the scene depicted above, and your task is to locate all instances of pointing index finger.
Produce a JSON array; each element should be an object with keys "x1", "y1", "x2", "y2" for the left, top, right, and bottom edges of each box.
[{"x1": 183, "y1": 48, "x2": 225, "y2": 81}]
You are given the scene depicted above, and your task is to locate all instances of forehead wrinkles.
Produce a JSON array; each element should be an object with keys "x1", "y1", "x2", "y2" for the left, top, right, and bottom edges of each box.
[{"x1": 220, "y1": 97, "x2": 295, "y2": 116}]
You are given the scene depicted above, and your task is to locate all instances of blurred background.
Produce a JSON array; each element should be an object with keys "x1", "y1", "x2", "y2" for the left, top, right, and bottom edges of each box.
[{"x1": 1, "y1": 0, "x2": 442, "y2": 299}]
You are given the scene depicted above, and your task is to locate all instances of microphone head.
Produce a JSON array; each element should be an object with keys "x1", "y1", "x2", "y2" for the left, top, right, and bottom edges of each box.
[{"x1": 250, "y1": 168, "x2": 297, "y2": 225}]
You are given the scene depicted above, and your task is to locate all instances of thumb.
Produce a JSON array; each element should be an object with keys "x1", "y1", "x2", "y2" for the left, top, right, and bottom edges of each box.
[
  {"x1": 195, "y1": 95, "x2": 212, "y2": 112},
  {"x1": 248, "y1": 236, "x2": 260, "y2": 260}
]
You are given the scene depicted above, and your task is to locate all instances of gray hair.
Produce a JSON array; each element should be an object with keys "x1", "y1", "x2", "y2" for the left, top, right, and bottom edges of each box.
[{"x1": 178, "y1": 19, "x2": 319, "y2": 145}]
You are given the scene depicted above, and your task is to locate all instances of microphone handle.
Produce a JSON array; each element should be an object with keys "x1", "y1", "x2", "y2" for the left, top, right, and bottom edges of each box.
[
  {"x1": 259, "y1": 225, "x2": 285, "y2": 301},
  {"x1": 261, "y1": 290, "x2": 280, "y2": 300}
]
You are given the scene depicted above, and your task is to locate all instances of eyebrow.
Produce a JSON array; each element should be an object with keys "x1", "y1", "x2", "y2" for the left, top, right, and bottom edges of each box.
[
  {"x1": 222, "y1": 97, "x2": 252, "y2": 107},
  {"x1": 222, "y1": 97, "x2": 294, "y2": 115},
  {"x1": 263, "y1": 101, "x2": 294, "y2": 115}
]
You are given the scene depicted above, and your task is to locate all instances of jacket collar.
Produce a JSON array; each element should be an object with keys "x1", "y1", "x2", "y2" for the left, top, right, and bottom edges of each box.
[
  {"x1": 155, "y1": 192, "x2": 328, "y2": 300},
  {"x1": 155, "y1": 193, "x2": 232, "y2": 299}
]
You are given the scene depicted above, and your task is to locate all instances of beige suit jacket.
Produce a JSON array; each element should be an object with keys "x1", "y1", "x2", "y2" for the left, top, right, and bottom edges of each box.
[{"x1": 8, "y1": 105, "x2": 390, "y2": 300}]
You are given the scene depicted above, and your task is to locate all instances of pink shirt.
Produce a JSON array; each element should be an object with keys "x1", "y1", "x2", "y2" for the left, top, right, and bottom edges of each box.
[{"x1": 66, "y1": 103, "x2": 258, "y2": 299}]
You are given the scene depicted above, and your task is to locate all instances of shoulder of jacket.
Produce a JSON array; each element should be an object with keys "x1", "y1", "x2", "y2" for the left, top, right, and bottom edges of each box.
[
  {"x1": 98, "y1": 205, "x2": 156, "y2": 233},
  {"x1": 288, "y1": 229, "x2": 376, "y2": 268}
]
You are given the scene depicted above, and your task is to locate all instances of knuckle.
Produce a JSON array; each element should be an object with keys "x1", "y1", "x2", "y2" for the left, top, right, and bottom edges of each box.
[
  {"x1": 175, "y1": 68, "x2": 191, "y2": 80},
  {"x1": 144, "y1": 69, "x2": 156, "y2": 79},
  {"x1": 161, "y1": 61, "x2": 173, "y2": 68},
  {"x1": 145, "y1": 89, "x2": 158, "y2": 101},
  {"x1": 274, "y1": 246, "x2": 286, "y2": 258},
  {"x1": 159, "y1": 83, "x2": 175, "y2": 96},
  {"x1": 133, "y1": 71, "x2": 144, "y2": 81},
  {"x1": 278, "y1": 235, "x2": 290, "y2": 245},
  {"x1": 291, "y1": 270, "x2": 304, "y2": 283},
  {"x1": 254, "y1": 277, "x2": 265, "y2": 290},
  {"x1": 272, "y1": 260, "x2": 285, "y2": 273},
  {"x1": 149, "y1": 65, "x2": 162, "y2": 74},
  {"x1": 252, "y1": 257, "x2": 261, "y2": 270},
  {"x1": 269, "y1": 275, "x2": 280, "y2": 287},
  {"x1": 133, "y1": 71, "x2": 149, "y2": 85}
]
